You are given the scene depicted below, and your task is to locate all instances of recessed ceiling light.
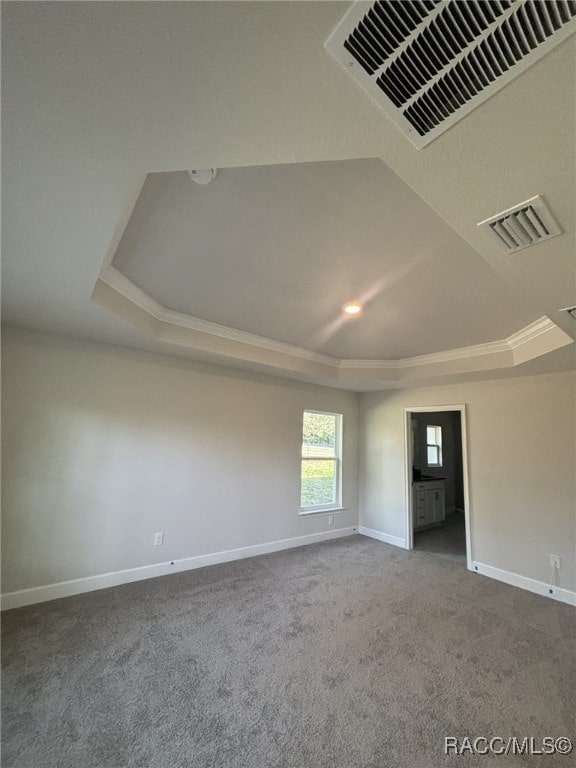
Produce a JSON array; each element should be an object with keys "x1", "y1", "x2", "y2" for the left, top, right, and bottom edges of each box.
[{"x1": 343, "y1": 302, "x2": 363, "y2": 316}]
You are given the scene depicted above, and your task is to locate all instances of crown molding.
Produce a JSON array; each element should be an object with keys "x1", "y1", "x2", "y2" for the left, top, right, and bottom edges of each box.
[
  {"x1": 93, "y1": 266, "x2": 574, "y2": 388},
  {"x1": 507, "y1": 316, "x2": 558, "y2": 348},
  {"x1": 339, "y1": 339, "x2": 511, "y2": 370},
  {"x1": 340, "y1": 316, "x2": 559, "y2": 371},
  {"x1": 98, "y1": 267, "x2": 340, "y2": 368}
]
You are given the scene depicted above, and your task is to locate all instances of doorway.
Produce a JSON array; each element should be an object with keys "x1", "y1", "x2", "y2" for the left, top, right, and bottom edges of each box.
[{"x1": 403, "y1": 405, "x2": 472, "y2": 569}]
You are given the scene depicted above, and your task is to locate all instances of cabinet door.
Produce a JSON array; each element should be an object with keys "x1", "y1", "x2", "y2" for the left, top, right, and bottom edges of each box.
[
  {"x1": 432, "y1": 488, "x2": 445, "y2": 523},
  {"x1": 425, "y1": 490, "x2": 435, "y2": 525},
  {"x1": 424, "y1": 487, "x2": 444, "y2": 524},
  {"x1": 413, "y1": 490, "x2": 427, "y2": 528}
]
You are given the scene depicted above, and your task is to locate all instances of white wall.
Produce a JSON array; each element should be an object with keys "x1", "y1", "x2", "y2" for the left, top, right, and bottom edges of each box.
[
  {"x1": 1, "y1": 327, "x2": 359, "y2": 595},
  {"x1": 4, "y1": 326, "x2": 575, "y2": 605},
  {"x1": 360, "y1": 371, "x2": 576, "y2": 592}
]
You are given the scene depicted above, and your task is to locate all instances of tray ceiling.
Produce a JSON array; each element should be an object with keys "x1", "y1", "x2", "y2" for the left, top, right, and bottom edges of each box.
[
  {"x1": 109, "y1": 159, "x2": 536, "y2": 360},
  {"x1": 3, "y1": 1, "x2": 575, "y2": 390},
  {"x1": 94, "y1": 158, "x2": 572, "y2": 385}
]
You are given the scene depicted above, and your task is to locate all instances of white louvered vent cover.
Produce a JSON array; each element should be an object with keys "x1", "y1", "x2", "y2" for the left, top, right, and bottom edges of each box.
[
  {"x1": 559, "y1": 306, "x2": 576, "y2": 320},
  {"x1": 477, "y1": 195, "x2": 561, "y2": 252},
  {"x1": 325, "y1": 1, "x2": 576, "y2": 148}
]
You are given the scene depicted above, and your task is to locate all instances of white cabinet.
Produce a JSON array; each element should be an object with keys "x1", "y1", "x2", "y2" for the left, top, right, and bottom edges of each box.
[{"x1": 413, "y1": 480, "x2": 445, "y2": 530}]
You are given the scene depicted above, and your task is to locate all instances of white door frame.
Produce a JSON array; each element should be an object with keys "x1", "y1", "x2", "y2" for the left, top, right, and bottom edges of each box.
[{"x1": 403, "y1": 404, "x2": 472, "y2": 571}]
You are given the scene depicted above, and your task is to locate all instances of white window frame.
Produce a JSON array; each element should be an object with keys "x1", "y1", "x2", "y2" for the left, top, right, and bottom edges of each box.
[
  {"x1": 426, "y1": 425, "x2": 443, "y2": 467},
  {"x1": 299, "y1": 409, "x2": 343, "y2": 515}
]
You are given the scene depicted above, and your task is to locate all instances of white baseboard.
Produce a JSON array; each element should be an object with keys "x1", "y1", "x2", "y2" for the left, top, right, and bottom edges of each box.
[
  {"x1": 358, "y1": 526, "x2": 407, "y2": 549},
  {"x1": 472, "y1": 561, "x2": 576, "y2": 606},
  {"x1": 1, "y1": 526, "x2": 358, "y2": 611}
]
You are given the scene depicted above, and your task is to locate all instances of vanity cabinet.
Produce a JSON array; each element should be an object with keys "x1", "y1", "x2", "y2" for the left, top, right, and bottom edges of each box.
[{"x1": 413, "y1": 480, "x2": 445, "y2": 530}]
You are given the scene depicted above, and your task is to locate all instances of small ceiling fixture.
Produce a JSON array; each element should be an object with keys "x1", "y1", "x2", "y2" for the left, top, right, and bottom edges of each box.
[
  {"x1": 187, "y1": 169, "x2": 217, "y2": 185},
  {"x1": 343, "y1": 301, "x2": 364, "y2": 316}
]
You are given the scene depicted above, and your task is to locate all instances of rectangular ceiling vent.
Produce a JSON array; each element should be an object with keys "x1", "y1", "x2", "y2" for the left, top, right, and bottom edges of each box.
[
  {"x1": 559, "y1": 306, "x2": 576, "y2": 320},
  {"x1": 477, "y1": 195, "x2": 562, "y2": 252},
  {"x1": 325, "y1": 1, "x2": 576, "y2": 148}
]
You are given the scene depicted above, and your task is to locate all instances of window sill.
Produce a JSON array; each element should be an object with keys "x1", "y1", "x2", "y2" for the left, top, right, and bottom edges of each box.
[{"x1": 299, "y1": 507, "x2": 345, "y2": 517}]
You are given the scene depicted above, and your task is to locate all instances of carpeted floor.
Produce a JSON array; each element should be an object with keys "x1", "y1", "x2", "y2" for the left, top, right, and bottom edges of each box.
[{"x1": 2, "y1": 535, "x2": 575, "y2": 768}]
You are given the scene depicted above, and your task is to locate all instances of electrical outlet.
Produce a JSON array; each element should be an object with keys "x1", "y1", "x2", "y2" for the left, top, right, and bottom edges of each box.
[
  {"x1": 328, "y1": 515, "x2": 334, "y2": 526},
  {"x1": 153, "y1": 532, "x2": 164, "y2": 546},
  {"x1": 549, "y1": 554, "x2": 561, "y2": 569}
]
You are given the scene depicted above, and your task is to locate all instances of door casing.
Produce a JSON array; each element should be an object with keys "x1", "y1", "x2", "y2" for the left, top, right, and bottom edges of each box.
[{"x1": 403, "y1": 404, "x2": 472, "y2": 570}]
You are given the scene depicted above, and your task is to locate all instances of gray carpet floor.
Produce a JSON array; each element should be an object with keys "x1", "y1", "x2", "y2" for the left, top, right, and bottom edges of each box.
[{"x1": 2, "y1": 535, "x2": 575, "y2": 768}]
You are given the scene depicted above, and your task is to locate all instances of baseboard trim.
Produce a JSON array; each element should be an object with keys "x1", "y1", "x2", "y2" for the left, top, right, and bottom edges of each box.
[
  {"x1": 1, "y1": 527, "x2": 358, "y2": 611},
  {"x1": 358, "y1": 526, "x2": 407, "y2": 549},
  {"x1": 472, "y1": 561, "x2": 576, "y2": 606}
]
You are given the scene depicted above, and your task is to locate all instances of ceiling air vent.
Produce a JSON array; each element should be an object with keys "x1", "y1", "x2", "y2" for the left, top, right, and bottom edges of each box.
[
  {"x1": 559, "y1": 306, "x2": 576, "y2": 320},
  {"x1": 477, "y1": 195, "x2": 562, "y2": 252},
  {"x1": 325, "y1": 1, "x2": 576, "y2": 148}
]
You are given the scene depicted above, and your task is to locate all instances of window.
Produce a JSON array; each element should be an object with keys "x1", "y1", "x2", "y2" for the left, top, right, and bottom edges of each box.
[
  {"x1": 426, "y1": 425, "x2": 442, "y2": 467},
  {"x1": 300, "y1": 410, "x2": 342, "y2": 512}
]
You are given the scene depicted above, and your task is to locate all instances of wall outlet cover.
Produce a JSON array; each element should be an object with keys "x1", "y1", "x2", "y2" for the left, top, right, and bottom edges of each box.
[{"x1": 549, "y1": 554, "x2": 561, "y2": 569}]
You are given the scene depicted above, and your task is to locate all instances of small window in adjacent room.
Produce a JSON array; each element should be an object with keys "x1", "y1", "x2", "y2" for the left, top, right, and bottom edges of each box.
[
  {"x1": 300, "y1": 410, "x2": 342, "y2": 512},
  {"x1": 426, "y1": 425, "x2": 442, "y2": 467}
]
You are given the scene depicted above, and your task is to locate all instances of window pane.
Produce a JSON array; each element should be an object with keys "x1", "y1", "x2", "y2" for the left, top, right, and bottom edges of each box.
[
  {"x1": 301, "y1": 459, "x2": 336, "y2": 507},
  {"x1": 427, "y1": 446, "x2": 439, "y2": 465},
  {"x1": 302, "y1": 443, "x2": 336, "y2": 460},
  {"x1": 302, "y1": 412, "x2": 336, "y2": 456},
  {"x1": 300, "y1": 410, "x2": 342, "y2": 510},
  {"x1": 426, "y1": 425, "x2": 437, "y2": 443}
]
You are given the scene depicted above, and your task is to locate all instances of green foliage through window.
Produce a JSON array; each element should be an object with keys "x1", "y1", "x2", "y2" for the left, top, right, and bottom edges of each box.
[
  {"x1": 302, "y1": 412, "x2": 336, "y2": 448},
  {"x1": 301, "y1": 410, "x2": 342, "y2": 509}
]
